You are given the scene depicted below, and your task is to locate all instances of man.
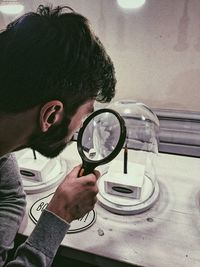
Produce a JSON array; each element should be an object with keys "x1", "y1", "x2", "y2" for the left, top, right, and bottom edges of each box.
[{"x1": 0, "y1": 5, "x2": 116, "y2": 266}]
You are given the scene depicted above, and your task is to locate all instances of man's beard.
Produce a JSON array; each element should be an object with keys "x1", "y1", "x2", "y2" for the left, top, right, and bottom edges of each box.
[{"x1": 27, "y1": 115, "x2": 71, "y2": 158}]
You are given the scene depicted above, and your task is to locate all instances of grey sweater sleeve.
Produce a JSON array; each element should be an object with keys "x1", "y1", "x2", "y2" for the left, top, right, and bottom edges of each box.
[
  {"x1": 0, "y1": 153, "x2": 26, "y2": 266},
  {"x1": 7, "y1": 209, "x2": 70, "y2": 267},
  {"x1": 0, "y1": 154, "x2": 70, "y2": 267}
]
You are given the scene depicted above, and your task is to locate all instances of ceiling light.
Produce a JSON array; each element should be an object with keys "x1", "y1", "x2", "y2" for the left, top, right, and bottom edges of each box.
[
  {"x1": 0, "y1": 0, "x2": 24, "y2": 15},
  {"x1": 117, "y1": 0, "x2": 146, "y2": 9}
]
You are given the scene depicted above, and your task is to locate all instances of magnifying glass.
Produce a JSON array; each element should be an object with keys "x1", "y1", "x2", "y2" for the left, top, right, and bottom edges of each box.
[{"x1": 77, "y1": 108, "x2": 126, "y2": 176}]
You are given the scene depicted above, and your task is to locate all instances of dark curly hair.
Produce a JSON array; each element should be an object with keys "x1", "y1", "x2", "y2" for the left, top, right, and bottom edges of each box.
[{"x1": 0, "y1": 5, "x2": 116, "y2": 116}]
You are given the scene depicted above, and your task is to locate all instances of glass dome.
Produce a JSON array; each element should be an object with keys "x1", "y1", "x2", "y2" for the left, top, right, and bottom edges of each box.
[
  {"x1": 97, "y1": 99, "x2": 160, "y2": 215},
  {"x1": 108, "y1": 100, "x2": 159, "y2": 152}
]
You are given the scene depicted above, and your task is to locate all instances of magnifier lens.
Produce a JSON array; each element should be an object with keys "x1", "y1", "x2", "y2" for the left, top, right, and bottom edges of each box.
[
  {"x1": 81, "y1": 112, "x2": 121, "y2": 161},
  {"x1": 77, "y1": 108, "x2": 126, "y2": 176}
]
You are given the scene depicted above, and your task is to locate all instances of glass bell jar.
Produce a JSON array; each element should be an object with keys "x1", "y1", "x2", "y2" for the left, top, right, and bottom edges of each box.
[{"x1": 97, "y1": 99, "x2": 160, "y2": 215}]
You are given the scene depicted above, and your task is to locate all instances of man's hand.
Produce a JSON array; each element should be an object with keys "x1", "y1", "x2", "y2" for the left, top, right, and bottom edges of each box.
[{"x1": 47, "y1": 165, "x2": 100, "y2": 223}]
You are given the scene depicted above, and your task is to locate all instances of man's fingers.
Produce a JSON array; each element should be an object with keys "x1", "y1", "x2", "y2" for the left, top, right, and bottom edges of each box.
[
  {"x1": 94, "y1": 170, "x2": 101, "y2": 180},
  {"x1": 67, "y1": 164, "x2": 82, "y2": 177},
  {"x1": 66, "y1": 164, "x2": 100, "y2": 183}
]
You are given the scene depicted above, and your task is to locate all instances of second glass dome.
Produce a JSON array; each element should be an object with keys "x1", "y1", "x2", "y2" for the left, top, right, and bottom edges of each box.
[{"x1": 97, "y1": 99, "x2": 160, "y2": 215}]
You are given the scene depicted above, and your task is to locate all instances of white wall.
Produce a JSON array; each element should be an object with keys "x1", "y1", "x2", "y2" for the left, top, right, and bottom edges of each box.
[{"x1": 1, "y1": 0, "x2": 200, "y2": 112}]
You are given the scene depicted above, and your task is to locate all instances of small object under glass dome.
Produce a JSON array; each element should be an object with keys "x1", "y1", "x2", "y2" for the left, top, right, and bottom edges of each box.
[
  {"x1": 15, "y1": 149, "x2": 67, "y2": 194},
  {"x1": 97, "y1": 100, "x2": 160, "y2": 215}
]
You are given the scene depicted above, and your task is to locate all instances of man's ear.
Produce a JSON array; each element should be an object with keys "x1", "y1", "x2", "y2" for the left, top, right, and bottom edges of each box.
[{"x1": 39, "y1": 100, "x2": 64, "y2": 132}]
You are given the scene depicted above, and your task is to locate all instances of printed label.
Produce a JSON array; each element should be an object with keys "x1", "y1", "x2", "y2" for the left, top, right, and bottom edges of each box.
[{"x1": 29, "y1": 192, "x2": 96, "y2": 233}]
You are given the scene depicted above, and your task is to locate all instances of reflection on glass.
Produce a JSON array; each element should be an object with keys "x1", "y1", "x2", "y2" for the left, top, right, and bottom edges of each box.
[{"x1": 81, "y1": 113, "x2": 121, "y2": 161}]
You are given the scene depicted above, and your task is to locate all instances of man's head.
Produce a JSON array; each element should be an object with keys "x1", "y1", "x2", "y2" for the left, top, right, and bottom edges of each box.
[{"x1": 0, "y1": 5, "x2": 116, "y2": 157}]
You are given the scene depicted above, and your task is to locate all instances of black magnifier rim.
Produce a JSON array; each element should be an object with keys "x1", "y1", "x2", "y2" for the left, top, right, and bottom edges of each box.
[{"x1": 77, "y1": 108, "x2": 126, "y2": 165}]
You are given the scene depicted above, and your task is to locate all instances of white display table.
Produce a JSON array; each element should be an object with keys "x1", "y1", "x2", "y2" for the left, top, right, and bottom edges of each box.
[{"x1": 18, "y1": 142, "x2": 200, "y2": 267}]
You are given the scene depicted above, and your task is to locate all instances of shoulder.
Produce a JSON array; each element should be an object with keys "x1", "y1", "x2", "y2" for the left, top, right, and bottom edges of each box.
[
  {"x1": 0, "y1": 153, "x2": 22, "y2": 187},
  {"x1": 0, "y1": 153, "x2": 12, "y2": 168},
  {"x1": 0, "y1": 153, "x2": 18, "y2": 169}
]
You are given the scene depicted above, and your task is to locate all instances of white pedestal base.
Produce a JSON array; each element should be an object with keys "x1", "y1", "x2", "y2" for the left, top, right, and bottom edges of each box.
[{"x1": 97, "y1": 173, "x2": 160, "y2": 215}]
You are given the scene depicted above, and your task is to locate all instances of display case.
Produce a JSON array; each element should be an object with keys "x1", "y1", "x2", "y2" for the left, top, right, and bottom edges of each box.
[{"x1": 97, "y1": 100, "x2": 160, "y2": 215}]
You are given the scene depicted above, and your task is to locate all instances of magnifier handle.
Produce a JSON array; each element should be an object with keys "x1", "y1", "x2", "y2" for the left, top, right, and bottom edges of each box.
[{"x1": 78, "y1": 164, "x2": 95, "y2": 177}]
